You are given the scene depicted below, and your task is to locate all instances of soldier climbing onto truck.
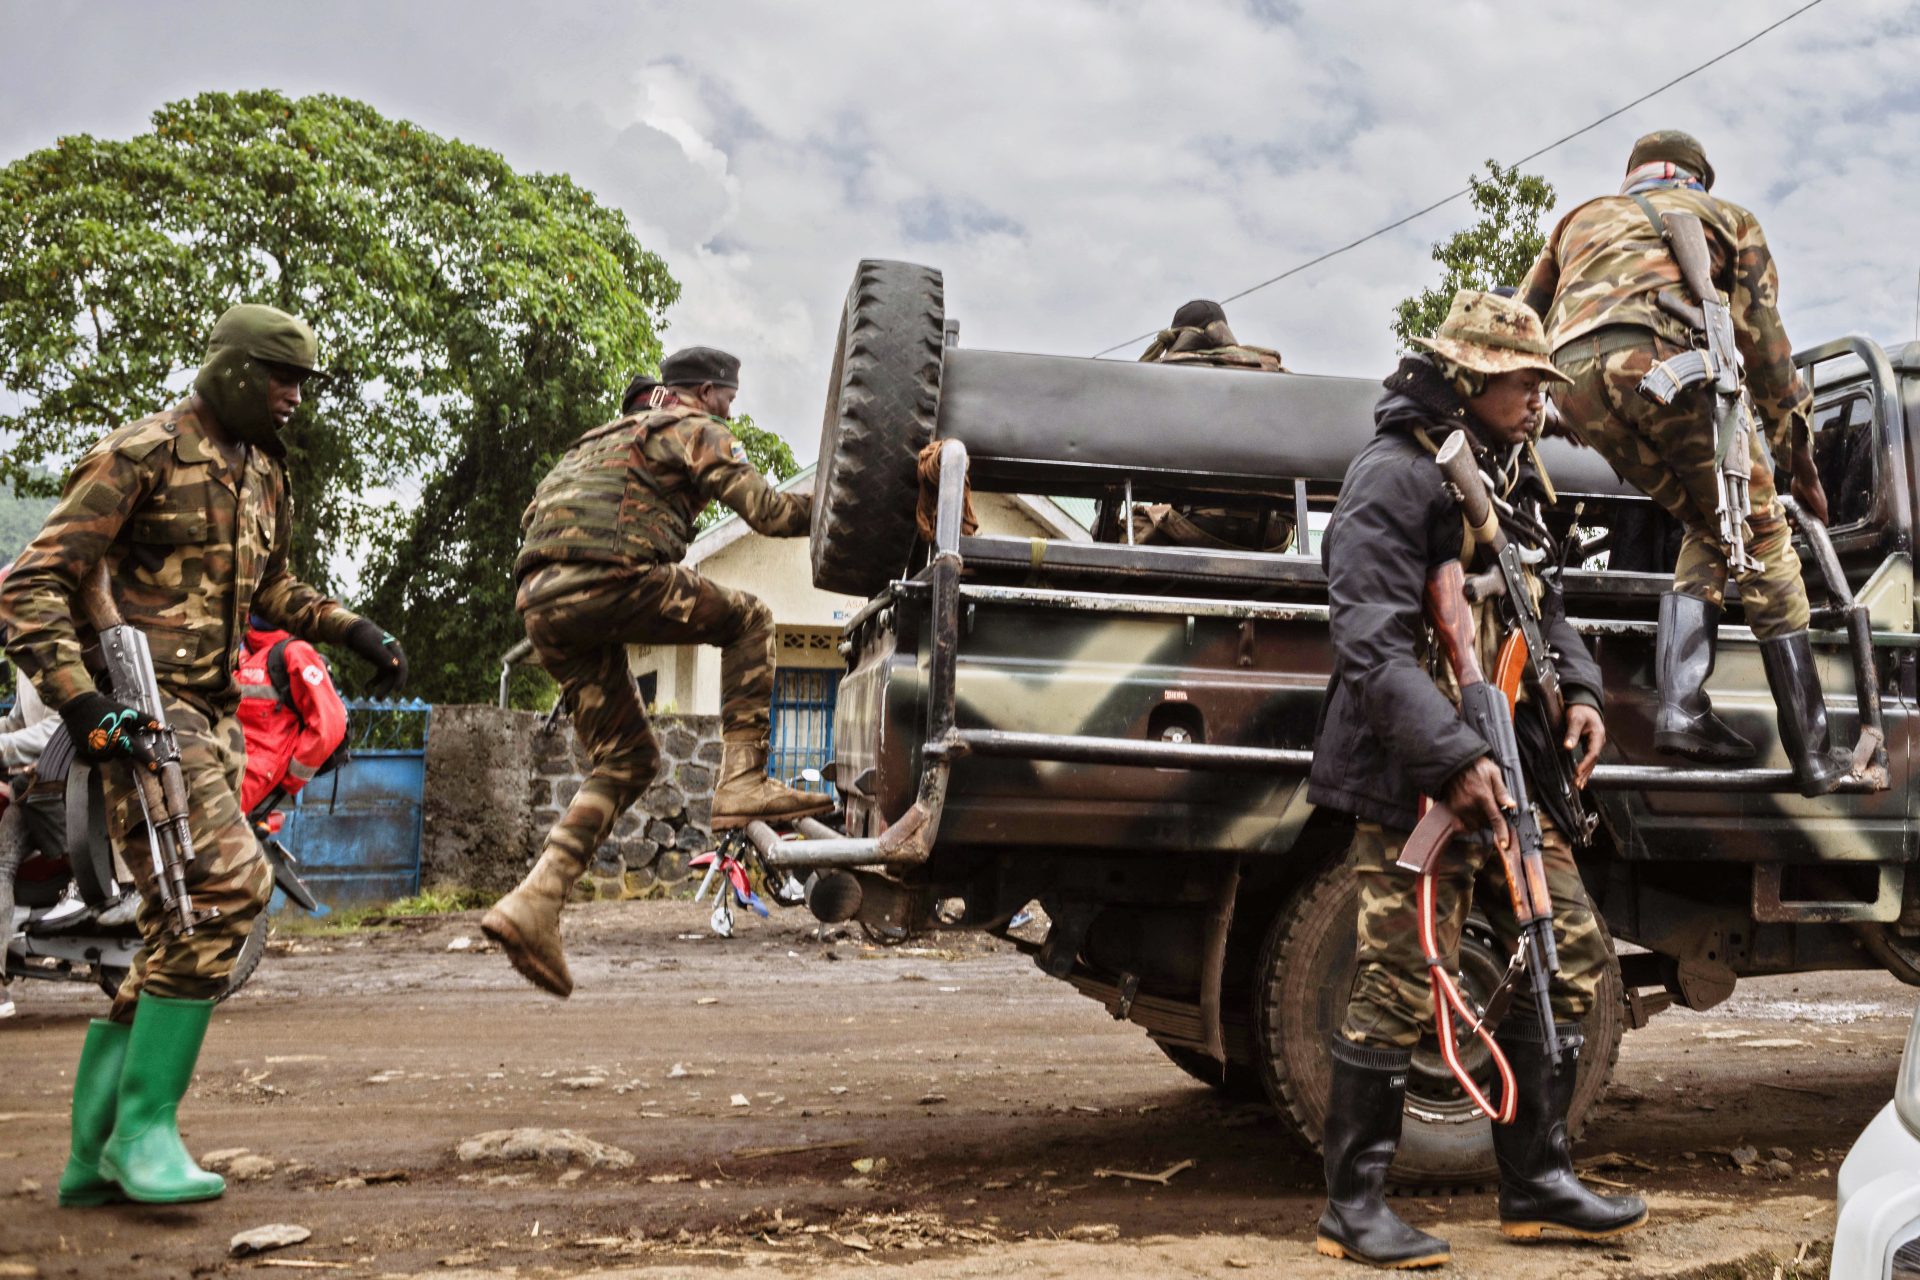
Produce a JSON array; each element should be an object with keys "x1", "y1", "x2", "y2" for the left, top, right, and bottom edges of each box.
[
  {"x1": 1309, "y1": 290, "x2": 1644, "y2": 1268},
  {"x1": 1520, "y1": 129, "x2": 1858, "y2": 797},
  {"x1": 483, "y1": 346, "x2": 831, "y2": 1000}
]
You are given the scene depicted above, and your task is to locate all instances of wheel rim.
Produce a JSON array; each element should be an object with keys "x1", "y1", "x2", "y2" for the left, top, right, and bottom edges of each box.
[{"x1": 1403, "y1": 917, "x2": 1507, "y2": 1126}]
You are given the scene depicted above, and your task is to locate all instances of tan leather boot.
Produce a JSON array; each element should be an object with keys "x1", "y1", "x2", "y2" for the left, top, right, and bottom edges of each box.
[
  {"x1": 480, "y1": 849, "x2": 586, "y2": 998},
  {"x1": 711, "y1": 737, "x2": 833, "y2": 829}
]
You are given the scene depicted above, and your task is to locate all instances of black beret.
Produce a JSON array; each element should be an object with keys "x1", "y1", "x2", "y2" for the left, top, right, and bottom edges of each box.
[
  {"x1": 660, "y1": 346, "x2": 741, "y2": 389},
  {"x1": 1170, "y1": 299, "x2": 1227, "y2": 330},
  {"x1": 621, "y1": 374, "x2": 660, "y2": 415}
]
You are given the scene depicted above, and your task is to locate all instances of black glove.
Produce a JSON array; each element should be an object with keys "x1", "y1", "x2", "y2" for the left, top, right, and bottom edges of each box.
[
  {"x1": 60, "y1": 691, "x2": 160, "y2": 765},
  {"x1": 345, "y1": 619, "x2": 408, "y2": 698}
]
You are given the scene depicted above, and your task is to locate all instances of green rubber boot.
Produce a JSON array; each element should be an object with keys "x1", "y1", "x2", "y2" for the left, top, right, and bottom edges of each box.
[
  {"x1": 57, "y1": 1019, "x2": 131, "y2": 1207},
  {"x1": 97, "y1": 996, "x2": 226, "y2": 1204}
]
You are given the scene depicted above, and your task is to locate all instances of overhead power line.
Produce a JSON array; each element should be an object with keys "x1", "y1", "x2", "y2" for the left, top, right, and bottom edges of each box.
[{"x1": 1091, "y1": 0, "x2": 1831, "y2": 358}]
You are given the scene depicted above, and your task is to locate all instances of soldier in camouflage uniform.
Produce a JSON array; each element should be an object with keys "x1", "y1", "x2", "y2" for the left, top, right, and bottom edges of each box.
[
  {"x1": 1129, "y1": 300, "x2": 1295, "y2": 552},
  {"x1": 482, "y1": 346, "x2": 828, "y2": 999},
  {"x1": 1520, "y1": 130, "x2": 1851, "y2": 797},
  {"x1": 1308, "y1": 292, "x2": 1645, "y2": 1268},
  {"x1": 0, "y1": 305, "x2": 405, "y2": 1208}
]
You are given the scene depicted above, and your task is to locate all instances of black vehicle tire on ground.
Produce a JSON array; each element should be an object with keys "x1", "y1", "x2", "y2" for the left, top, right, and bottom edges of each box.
[
  {"x1": 220, "y1": 913, "x2": 270, "y2": 1001},
  {"x1": 1254, "y1": 855, "x2": 1624, "y2": 1192},
  {"x1": 1156, "y1": 1040, "x2": 1269, "y2": 1103},
  {"x1": 809, "y1": 259, "x2": 945, "y2": 597}
]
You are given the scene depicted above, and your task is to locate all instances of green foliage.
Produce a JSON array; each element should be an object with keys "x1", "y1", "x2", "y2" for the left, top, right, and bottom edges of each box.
[
  {"x1": 695, "y1": 412, "x2": 799, "y2": 531},
  {"x1": 0, "y1": 483, "x2": 56, "y2": 563},
  {"x1": 1392, "y1": 161, "x2": 1555, "y2": 347},
  {"x1": 0, "y1": 90, "x2": 678, "y2": 703}
]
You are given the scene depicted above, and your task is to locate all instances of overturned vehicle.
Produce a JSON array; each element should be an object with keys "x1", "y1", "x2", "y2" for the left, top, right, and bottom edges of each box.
[{"x1": 750, "y1": 259, "x2": 1914, "y2": 1188}]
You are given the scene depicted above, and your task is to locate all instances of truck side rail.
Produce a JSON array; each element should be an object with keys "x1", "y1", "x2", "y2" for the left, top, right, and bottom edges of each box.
[{"x1": 761, "y1": 428, "x2": 1893, "y2": 872}]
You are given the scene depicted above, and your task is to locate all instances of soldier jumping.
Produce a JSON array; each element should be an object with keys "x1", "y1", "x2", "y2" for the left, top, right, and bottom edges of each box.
[
  {"x1": 1521, "y1": 130, "x2": 1852, "y2": 796},
  {"x1": 1, "y1": 305, "x2": 407, "y2": 1207},
  {"x1": 482, "y1": 346, "x2": 829, "y2": 998},
  {"x1": 1310, "y1": 292, "x2": 1646, "y2": 1268}
]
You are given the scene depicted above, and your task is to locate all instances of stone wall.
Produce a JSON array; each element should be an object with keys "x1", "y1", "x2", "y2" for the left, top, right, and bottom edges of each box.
[{"x1": 421, "y1": 705, "x2": 722, "y2": 897}]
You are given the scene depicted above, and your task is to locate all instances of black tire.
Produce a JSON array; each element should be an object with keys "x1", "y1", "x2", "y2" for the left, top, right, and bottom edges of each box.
[
  {"x1": 1255, "y1": 855, "x2": 1624, "y2": 1191},
  {"x1": 1155, "y1": 1040, "x2": 1269, "y2": 1103},
  {"x1": 809, "y1": 259, "x2": 945, "y2": 597},
  {"x1": 219, "y1": 912, "x2": 270, "y2": 1000},
  {"x1": 95, "y1": 912, "x2": 267, "y2": 1002}
]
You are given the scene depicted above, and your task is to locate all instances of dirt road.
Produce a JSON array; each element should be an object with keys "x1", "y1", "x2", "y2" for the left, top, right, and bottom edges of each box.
[{"x1": 0, "y1": 900, "x2": 1904, "y2": 1278}]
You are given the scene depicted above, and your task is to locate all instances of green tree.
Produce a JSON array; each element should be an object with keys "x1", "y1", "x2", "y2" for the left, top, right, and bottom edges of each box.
[
  {"x1": 0, "y1": 90, "x2": 678, "y2": 703},
  {"x1": 1392, "y1": 161, "x2": 1555, "y2": 347}
]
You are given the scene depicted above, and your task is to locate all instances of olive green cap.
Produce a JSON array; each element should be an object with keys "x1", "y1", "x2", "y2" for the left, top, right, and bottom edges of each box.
[
  {"x1": 1626, "y1": 129, "x2": 1714, "y2": 191},
  {"x1": 207, "y1": 303, "x2": 321, "y2": 376},
  {"x1": 1411, "y1": 290, "x2": 1569, "y2": 383}
]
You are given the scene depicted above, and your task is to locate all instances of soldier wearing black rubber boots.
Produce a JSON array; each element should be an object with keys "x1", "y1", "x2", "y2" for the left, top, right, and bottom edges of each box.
[
  {"x1": 1309, "y1": 292, "x2": 1646, "y2": 1268},
  {"x1": 1520, "y1": 130, "x2": 1851, "y2": 797}
]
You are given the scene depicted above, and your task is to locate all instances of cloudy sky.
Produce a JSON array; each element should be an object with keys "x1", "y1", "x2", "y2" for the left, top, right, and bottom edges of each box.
[{"x1": 3, "y1": 0, "x2": 1915, "y2": 467}]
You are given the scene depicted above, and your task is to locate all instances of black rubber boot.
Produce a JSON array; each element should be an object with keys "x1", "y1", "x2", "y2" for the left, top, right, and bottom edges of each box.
[
  {"x1": 1653, "y1": 593, "x2": 1756, "y2": 762},
  {"x1": 1493, "y1": 1021, "x2": 1647, "y2": 1241},
  {"x1": 1315, "y1": 1040, "x2": 1450, "y2": 1269},
  {"x1": 1760, "y1": 630, "x2": 1855, "y2": 798}
]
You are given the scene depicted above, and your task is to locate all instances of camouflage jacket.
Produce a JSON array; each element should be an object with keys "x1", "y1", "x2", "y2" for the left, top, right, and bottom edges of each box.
[
  {"x1": 0, "y1": 399, "x2": 362, "y2": 715},
  {"x1": 515, "y1": 400, "x2": 810, "y2": 594},
  {"x1": 1519, "y1": 187, "x2": 1811, "y2": 443},
  {"x1": 1156, "y1": 343, "x2": 1285, "y2": 372}
]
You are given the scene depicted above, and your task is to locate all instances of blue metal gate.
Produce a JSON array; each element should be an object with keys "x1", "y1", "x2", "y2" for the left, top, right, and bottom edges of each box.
[
  {"x1": 768, "y1": 669, "x2": 837, "y2": 796},
  {"x1": 275, "y1": 699, "x2": 430, "y2": 909}
]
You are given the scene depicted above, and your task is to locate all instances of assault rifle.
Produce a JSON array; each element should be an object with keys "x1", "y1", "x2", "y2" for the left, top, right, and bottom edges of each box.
[
  {"x1": 1634, "y1": 208, "x2": 1763, "y2": 575},
  {"x1": 1433, "y1": 430, "x2": 1595, "y2": 847},
  {"x1": 1397, "y1": 554, "x2": 1563, "y2": 1065},
  {"x1": 78, "y1": 562, "x2": 209, "y2": 937}
]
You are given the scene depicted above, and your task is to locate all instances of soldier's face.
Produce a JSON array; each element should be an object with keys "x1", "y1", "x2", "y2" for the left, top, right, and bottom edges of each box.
[
  {"x1": 699, "y1": 383, "x2": 738, "y2": 418},
  {"x1": 1467, "y1": 370, "x2": 1547, "y2": 446},
  {"x1": 262, "y1": 363, "x2": 308, "y2": 427}
]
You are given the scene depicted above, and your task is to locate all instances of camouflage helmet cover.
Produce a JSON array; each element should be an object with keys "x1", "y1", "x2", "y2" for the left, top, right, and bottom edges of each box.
[
  {"x1": 1411, "y1": 290, "x2": 1570, "y2": 384},
  {"x1": 1626, "y1": 129, "x2": 1714, "y2": 191}
]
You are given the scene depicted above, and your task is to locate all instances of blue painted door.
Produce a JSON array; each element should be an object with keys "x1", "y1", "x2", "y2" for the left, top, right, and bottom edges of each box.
[{"x1": 769, "y1": 669, "x2": 837, "y2": 797}]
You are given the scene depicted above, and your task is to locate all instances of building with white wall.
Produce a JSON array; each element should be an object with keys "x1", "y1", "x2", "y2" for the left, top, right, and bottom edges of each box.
[{"x1": 628, "y1": 467, "x2": 1090, "y2": 785}]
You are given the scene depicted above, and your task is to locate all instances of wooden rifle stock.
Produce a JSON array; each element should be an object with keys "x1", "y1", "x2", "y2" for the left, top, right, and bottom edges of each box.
[{"x1": 1659, "y1": 210, "x2": 1719, "y2": 308}]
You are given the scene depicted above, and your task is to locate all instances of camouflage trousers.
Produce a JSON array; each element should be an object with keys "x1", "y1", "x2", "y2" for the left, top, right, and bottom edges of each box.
[
  {"x1": 102, "y1": 696, "x2": 270, "y2": 1023},
  {"x1": 520, "y1": 561, "x2": 775, "y2": 870},
  {"x1": 1555, "y1": 330, "x2": 1809, "y2": 639},
  {"x1": 1340, "y1": 817, "x2": 1608, "y2": 1050}
]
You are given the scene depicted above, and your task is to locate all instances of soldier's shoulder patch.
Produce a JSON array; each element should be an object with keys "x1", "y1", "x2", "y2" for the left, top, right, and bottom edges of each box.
[
  {"x1": 111, "y1": 409, "x2": 187, "y2": 463},
  {"x1": 730, "y1": 440, "x2": 748, "y2": 464}
]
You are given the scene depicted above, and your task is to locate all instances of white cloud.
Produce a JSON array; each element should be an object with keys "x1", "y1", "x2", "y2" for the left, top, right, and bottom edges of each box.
[{"x1": 4, "y1": 0, "x2": 1916, "y2": 475}]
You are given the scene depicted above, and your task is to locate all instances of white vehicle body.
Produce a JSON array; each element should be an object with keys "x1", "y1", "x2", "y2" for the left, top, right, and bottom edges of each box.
[{"x1": 1835, "y1": 1005, "x2": 1920, "y2": 1278}]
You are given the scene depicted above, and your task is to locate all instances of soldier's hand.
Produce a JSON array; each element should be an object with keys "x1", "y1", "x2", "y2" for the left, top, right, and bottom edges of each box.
[
  {"x1": 346, "y1": 619, "x2": 409, "y2": 698},
  {"x1": 1443, "y1": 756, "x2": 1514, "y2": 851},
  {"x1": 1563, "y1": 703, "x2": 1606, "y2": 789},
  {"x1": 1789, "y1": 441, "x2": 1830, "y2": 526},
  {"x1": 60, "y1": 691, "x2": 162, "y2": 765}
]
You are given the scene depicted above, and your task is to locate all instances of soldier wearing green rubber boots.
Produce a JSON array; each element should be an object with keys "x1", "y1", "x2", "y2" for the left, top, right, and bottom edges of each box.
[{"x1": 1, "y1": 305, "x2": 405, "y2": 1207}]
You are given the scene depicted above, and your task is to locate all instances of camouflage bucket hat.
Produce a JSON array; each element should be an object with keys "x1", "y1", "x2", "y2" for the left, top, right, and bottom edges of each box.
[
  {"x1": 1411, "y1": 290, "x2": 1569, "y2": 384},
  {"x1": 1627, "y1": 129, "x2": 1714, "y2": 191}
]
